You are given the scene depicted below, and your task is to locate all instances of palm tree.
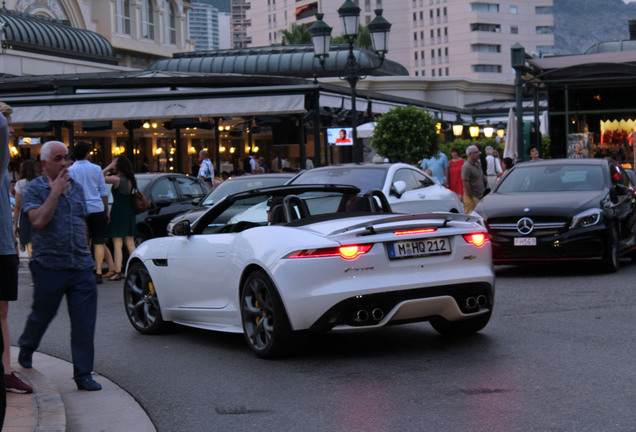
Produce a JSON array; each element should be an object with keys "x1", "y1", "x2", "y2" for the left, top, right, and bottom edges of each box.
[
  {"x1": 280, "y1": 23, "x2": 311, "y2": 45},
  {"x1": 331, "y1": 25, "x2": 372, "y2": 50},
  {"x1": 279, "y1": 23, "x2": 372, "y2": 50}
]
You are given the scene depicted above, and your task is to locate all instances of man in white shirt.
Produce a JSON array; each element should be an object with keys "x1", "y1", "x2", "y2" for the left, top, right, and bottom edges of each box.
[
  {"x1": 69, "y1": 141, "x2": 109, "y2": 284},
  {"x1": 197, "y1": 150, "x2": 214, "y2": 189}
]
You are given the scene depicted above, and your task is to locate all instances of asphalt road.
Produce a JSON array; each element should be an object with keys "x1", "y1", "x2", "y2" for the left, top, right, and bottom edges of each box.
[{"x1": 9, "y1": 260, "x2": 636, "y2": 432}]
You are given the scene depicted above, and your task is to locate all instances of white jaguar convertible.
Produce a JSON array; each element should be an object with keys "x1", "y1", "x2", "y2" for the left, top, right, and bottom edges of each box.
[{"x1": 124, "y1": 185, "x2": 495, "y2": 358}]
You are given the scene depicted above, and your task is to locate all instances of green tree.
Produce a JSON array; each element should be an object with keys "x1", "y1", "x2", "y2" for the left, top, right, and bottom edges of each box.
[
  {"x1": 371, "y1": 105, "x2": 439, "y2": 164},
  {"x1": 331, "y1": 25, "x2": 372, "y2": 50},
  {"x1": 280, "y1": 23, "x2": 373, "y2": 49},
  {"x1": 279, "y1": 23, "x2": 312, "y2": 45}
]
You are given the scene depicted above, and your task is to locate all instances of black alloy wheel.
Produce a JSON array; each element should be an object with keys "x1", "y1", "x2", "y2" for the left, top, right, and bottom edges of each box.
[
  {"x1": 240, "y1": 270, "x2": 293, "y2": 358},
  {"x1": 124, "y1": 261, "x2": 167, "y2": 334}
]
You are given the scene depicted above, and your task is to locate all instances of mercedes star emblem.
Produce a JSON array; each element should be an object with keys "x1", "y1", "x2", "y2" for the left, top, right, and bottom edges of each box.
[{"x1": 517, "y1": 217, "x2": 534, "y2": 235}]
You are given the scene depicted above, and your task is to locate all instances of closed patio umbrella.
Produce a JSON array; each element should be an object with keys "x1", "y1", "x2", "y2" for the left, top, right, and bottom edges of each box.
[{"x1": 503, "y1": 107, "x2": 517, "y2": 161}]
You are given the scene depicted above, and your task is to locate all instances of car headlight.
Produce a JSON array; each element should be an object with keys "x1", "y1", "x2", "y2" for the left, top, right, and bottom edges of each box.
[{"x1": 570, "y1": 208, "x2": 602, "y2": 229}]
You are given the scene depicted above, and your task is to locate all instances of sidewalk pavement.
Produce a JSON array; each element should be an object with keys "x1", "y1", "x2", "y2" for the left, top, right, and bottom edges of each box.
[{"x1": 4, "y1": 346, "x2": 156, "y2": 432}]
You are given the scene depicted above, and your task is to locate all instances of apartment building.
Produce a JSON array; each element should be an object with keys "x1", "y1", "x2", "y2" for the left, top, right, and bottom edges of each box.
[
  {"x1": 188, "y1": 0, "x2": 232, "y2": 50},
  {"x1": 247, "y1": 0, "x2": 554, "y2": 81}
]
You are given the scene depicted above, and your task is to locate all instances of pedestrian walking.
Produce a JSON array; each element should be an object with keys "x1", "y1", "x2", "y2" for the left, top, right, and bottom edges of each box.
[
  {"x1": 69, "y1": 141, "x2": 111, "y2": 284},
  {"x1": 1, "y1": 103, "x2": 33, "y2": 397},
  {"x1": 13, "y1": 160, "x2": 36, "y2": 260},
  {"x1": 420, "y1": 151, "x2": 450, "y2": 186},
  {"x1": 18, "y1": 140, "x2": 102, "y2": 391},
  {"x1": 197, "y1": 150, "x2": 214, "y2": 189},
  {"x1": 103, "y1": 155, "x2": 136, "y2": 281},
  {"x1": 448, "y1": 147, "x2": 465, "y2": 199},
  {"x1": 461, "y1": 145, "x2": 486, "y2": 214}
]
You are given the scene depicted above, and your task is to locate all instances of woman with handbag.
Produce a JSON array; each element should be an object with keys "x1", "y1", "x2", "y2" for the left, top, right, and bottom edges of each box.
[{"x1": 103, "y1": 155, "x2": 136, "y2": 281}]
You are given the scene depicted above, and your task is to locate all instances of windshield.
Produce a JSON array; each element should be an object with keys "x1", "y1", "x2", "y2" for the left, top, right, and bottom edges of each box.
[
  {"x1": 291, "y1": 167, "x2": 387, "y2": 192},
  {"x1": 202, "y1": 176, "x2": 291, "y2": 206},
  {"x1": 198, "y1": 189, "x2": 362, "y2": 234},
  {"x1": 497, "y1": 164, "x2": 605, "y2": 193}
]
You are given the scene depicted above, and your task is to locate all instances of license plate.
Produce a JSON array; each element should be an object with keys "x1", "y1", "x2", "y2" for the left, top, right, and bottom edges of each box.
[
  {"x1": 514, "y1": 237, "x2": 537, "y2": 246},
  {"x1": 388, "y1": 237, "x2": 451, "y2": 259}
]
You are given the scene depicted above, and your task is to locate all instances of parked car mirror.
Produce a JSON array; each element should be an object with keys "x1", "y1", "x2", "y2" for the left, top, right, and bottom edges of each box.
[
  {"x1": 192, "y1": 197, "x2": 203, "y2": 206},
  {"x1": 391, "y1": 180, "x2": 406, "y2": 198},
  {"x1": 155, "y1": 199, "x2": 172, "y2": 208},
  {"x1": 172, "y1": 220, "x2": 191, "y2": 236}
]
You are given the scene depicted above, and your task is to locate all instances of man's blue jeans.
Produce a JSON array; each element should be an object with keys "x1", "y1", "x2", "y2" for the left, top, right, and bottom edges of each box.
[{"x1": 19, "y1": 261, "x2": 97, "y2": 382}]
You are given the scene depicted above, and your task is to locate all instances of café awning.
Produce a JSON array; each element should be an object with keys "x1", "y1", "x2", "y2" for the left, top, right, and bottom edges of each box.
[{"x1": 11, "y1": 92, "x2": 306, "y2": 123}]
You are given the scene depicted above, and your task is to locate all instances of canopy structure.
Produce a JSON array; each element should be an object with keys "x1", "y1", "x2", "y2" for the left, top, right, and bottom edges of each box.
[
  {"x1": 149, "y1": 45, "x2": 409, "y2": 79},
  {"x1": 0, "y1": 8, "x2": 117, "y2": 65}
]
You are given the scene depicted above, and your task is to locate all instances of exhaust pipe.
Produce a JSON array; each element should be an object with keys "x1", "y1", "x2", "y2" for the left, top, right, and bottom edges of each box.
[
  {"x1": 476, "y1": 295, "x2": 488, "y2": 307},
  {"x1": 355, "y1": 309, "x2": 369, "y2": 322},
  {"x1": 465, "y1": 297, "x2": 477, "y2": 309},
  {"x1": 371, "y1": 308, "x2": 384, "y2": 321}
]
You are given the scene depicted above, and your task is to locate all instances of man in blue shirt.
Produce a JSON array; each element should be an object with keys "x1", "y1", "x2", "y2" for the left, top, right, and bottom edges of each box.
[
  {"x1": 18, "y1": 140, "x2": 102, "y2": 391},
  {"x1": 420, "y1": 151, "x2": 450, "y2": 186},
  {"x1": 69, "y1": 141, "x2": 110, "y2": 284}
]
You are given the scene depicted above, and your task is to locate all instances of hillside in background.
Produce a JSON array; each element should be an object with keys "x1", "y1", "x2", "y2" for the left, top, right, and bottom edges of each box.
[{"x1": 554, "y1": 0, "x2": 636, "y2": 54}]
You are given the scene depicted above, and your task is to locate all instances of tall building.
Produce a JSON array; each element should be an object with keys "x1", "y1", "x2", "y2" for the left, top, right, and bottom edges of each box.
[
  {"x1": 231, "y1": 0, "x2": 252, "y2": 48},
  {"x1": 247, "y1": 0, "x2": 554, "y2": 81},
  {"x1": 188, "y1": 0, "x2": 232, "y2": 50}
]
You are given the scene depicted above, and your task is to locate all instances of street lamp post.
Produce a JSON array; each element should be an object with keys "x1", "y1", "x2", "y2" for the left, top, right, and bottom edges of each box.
[{"x1": 309, "y1": 2, "x2": 391, "y2": 164}]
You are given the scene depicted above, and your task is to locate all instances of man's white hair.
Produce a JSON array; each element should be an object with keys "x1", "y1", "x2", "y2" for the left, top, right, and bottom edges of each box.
[{"x1": 40, "y1": 140, "x2": 67, "y2": 161}]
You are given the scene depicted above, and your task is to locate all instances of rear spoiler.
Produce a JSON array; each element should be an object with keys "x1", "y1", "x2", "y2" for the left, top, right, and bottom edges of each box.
[{"x1": 329, "y1": 212, "x2": 481, "y2": 236}]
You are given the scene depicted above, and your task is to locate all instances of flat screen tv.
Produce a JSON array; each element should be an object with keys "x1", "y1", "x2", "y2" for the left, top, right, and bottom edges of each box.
[{"x1": 327, "y1": 127, "x2": 353, "y2": 146}]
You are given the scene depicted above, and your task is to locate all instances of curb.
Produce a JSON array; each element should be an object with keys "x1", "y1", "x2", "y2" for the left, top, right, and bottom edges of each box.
[
  {"x1": 21, "y1": 366, "x2": 67, "y2": 432},
  {"x1": 8, "y1": 348, "x2": 66, "y2": 432}
]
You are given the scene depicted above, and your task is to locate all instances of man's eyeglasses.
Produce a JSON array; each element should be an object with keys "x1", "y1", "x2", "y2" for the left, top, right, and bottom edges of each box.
[{"x1": 52, "y1": 154, "x2": 69, "y2": 162}]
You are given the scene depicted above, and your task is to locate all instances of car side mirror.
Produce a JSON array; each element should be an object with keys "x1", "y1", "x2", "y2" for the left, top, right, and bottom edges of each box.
[
  {"x1": 391, "y1": 180, "x2": 406, "y2": 198},
  {"x1": 172, "y1": 220, "x2": 191, "y2": 236},
  {"x1": 154, "y1": 199, "x2": 172, "y2": 208},
  {"x1": 192, "y1": 197, "x2": 203, "y2": 206}
]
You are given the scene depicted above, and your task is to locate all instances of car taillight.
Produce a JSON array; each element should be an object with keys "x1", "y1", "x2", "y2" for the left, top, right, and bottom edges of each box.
[
  {"x1": 463, "y1": 233, "x2": 489, "y2": 247},
  {"x1": 394, "y1": 228, "x2": 436, "y2": 236},
  {"x1": 287, "y1": 244, "x2": 373, "y2": 260}
]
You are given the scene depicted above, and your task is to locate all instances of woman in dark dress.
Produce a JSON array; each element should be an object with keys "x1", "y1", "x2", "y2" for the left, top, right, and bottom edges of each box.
[{"x1": 103, "y1": 155, "x2": 136, "y2": 280}]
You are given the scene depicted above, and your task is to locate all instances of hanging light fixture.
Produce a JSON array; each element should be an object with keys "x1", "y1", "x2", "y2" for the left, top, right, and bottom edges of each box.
[
  {"x1": 452, "y1": 113, "x2": 464, "y2": 137},
  {"x1": 469, "y1": 119, "x2": 480, "y2": 138},
  {"x1": 496, "y1": 122, "x2": 506, "y2": 139},
  {"x1": 483, "y1": 121, "x2": 494, "y2": 138}
]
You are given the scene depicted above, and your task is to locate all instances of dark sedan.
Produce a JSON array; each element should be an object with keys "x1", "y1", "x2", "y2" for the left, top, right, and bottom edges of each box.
[
  {"x1": 473, "y1": 158, "x2": 636, "y2": 272},
  {"x1": 166, "y1": 173, "x2": 294, "y2": 233},
  {"x1": 108, "y1": 173, "x2": 209, "y2": 245}
]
